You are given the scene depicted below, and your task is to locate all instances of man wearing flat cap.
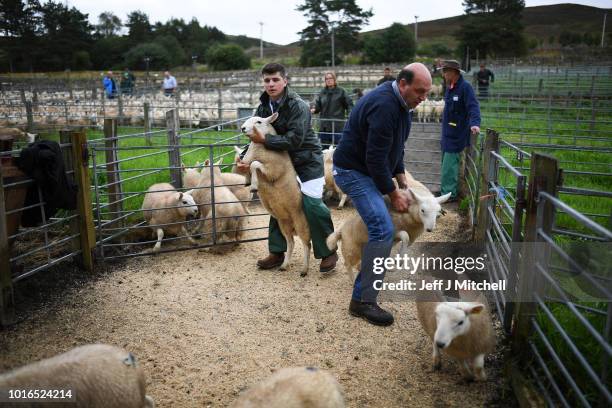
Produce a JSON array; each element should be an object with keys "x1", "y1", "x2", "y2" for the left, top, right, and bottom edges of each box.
[{"x1": 438, "y1": 60, "x2": 481, "y2": 202}]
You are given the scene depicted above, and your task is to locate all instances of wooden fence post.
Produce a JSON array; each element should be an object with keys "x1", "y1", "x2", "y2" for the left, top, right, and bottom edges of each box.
[
  {"x1": 25, "y1": 101, "x2": 34, "y2": 132},
  {"x1": 166, "y1": 109, "x2": 182, "y2": 189},
  {"x1": 474, "y1": 129, "x2": 499, "y2": 243},
  {"x1": 117, "y1": 93, "x2": 124, "y2": 125},
  {"x1": 104, "y1": 118, "x2": 124, "y2": 241},
  {"x1": 217, "y1": 80, "x2": 223, "y2": 124},
  {"x1": 144, "y1": 102, "x2": 151, "y2": 145},
  {"x1": 512, "y1": 153, "x2": 560, "y2": 357},
  {"x1": 59, "y1": 130, "x2": 82, "y2": 264},
  {"x1": 70, "y1": 129, "x2": 95, "y2": 272},
  {"x1": 0, "y1": 164, "x2": 16, "y2": 325},
  {"x1": 460, "y1": 132, "x2": 479, "y2": 199}
]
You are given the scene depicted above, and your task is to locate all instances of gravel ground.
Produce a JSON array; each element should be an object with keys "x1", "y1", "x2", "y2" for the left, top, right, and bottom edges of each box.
[{"x1": 0, "y1": 202, "x2": 517, "y2": 407}]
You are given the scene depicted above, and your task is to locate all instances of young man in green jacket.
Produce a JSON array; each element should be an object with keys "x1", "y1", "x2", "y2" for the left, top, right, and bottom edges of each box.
[{"x1": 237, "y1": 62, "x2": 338, "y2": 273}]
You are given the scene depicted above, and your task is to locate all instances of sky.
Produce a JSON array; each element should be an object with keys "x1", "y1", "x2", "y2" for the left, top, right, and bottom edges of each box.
[{"x1": 60, "y1": 1, "x2": 610, "y2": 45}]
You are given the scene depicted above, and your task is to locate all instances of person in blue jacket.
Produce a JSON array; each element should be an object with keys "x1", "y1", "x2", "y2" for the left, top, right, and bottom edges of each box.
[
  {"x1": 102, "y1": 71, "x2": 116, "y2": 99},
  {"x1": 439, "y1": 60, "x2": 481, "y2": 201},
  {"x1": 332, "y1": 63, "x2": 432, "y2": 326}
]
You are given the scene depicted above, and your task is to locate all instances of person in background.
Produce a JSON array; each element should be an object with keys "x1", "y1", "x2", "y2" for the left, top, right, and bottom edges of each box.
[
  {"x1": 439, "y1": 60, "x2": 481, "y2": 202},
  {"x1": 103, "y1": 71, "x2": 116, "y2": 99},
  {"x1": 120, "y1": 68, "x2": 136, "y2": 96},
  {"x1": 377, "y1": 67, "x2": 395, "y2": 86},
  {"x1": 332, "y1": 63, "x2": 432, "y2": 326},
  {"x1": 162, "y1": 71, "x2": 177, "y2": 96},
  {"x1": 311, "y1": 71, "x2": 353, "y2": 148},
  {"x1": 474, "y1": 63, "x2": 495, "y2": 99}
]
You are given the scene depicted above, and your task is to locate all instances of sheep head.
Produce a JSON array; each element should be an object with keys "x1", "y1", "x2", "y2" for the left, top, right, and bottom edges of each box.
[
  {"x1": 175, "y1": 192, "x2": 198, "y2": 218},
  {"x1": 408, "y1": 188, "x2": 451, "y2": 233},
  {"x1": 240, "y1": 112, "x2": 278, "y2": 137},
  {"x1": 433, "y1": 302, "x2": 484, "y2": 350}
]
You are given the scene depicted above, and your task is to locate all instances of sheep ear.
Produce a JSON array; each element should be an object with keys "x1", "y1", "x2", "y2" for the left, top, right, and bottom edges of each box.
[
  {"x1": 181, "y1": 162, "x2": 186, "y2": 172},
  {"x1": 178, "y1": 192, "x2": 183, "y2": 200},
  {"x1": 268, "y1": 112, "x2": 279, "y2": 124},
  {"x1": 465, "y1": 303, "x2": 484, "y2": 315},
  {"x1": 204, "y1": 159, "x2": 210, "y2": 166},
  {"x1": 214, "y1": 158, "x2": 223, "y2": 166},
  {"x1": 436, "y1": 192, "x2": 452, "y2": 204},
  {"x1": 234, "y1": 146, "x2": 242, "y2": 154},
  {"x1": 185, "y1": 189, "x2": 194, "y2": 196},
  {"x1": 408, "y1": 188, "x2": 422, "y2": 203}
]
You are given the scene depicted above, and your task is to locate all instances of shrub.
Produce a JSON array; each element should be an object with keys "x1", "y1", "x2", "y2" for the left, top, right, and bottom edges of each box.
[{"x1": 206, "y1": 44, "x2": 251, "y2": 71}]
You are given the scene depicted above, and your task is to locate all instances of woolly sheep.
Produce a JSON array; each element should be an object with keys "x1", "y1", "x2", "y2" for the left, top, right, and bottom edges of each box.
[
  {"x1": 323, "y1": 146, "x2": 349, "y2": 209},
  {"x1": 187, "y1": 161, "x2": 248, "y2": 244},
  {"x1": 240, "y1": 113, "x2": 311, "y2": 276},
  {"x1": 326, "y1": 171, "x2": 450, "y2": 277},
  {"x1": 416, "y1": 289, "x2": 496, "y2": 381},
  {"x1": 0, "y1": 127, "x2": 36, "y2": 143},
  {"x1": 0, "y1": 344, "x2": 154, "y2": 408},
  {"x1": 141, "y1": 182, "x2": 198, "y2": 252},
  {"x1": 230, "y1": 367, "x2": 344, "y2": 408}
]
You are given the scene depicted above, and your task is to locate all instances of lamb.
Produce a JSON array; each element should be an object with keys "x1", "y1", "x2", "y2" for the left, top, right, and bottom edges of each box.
[
  {"x1": 0, "y1": 344, "x2": 155, "y2": 408},
  {"x1": 187, "y1": 164, "x2": 248, "y2": 244},
  {"x1": 141, "y1": 182, "x2": 199, "y2": 252},
  {"x1": 416, "y1": 289, "x2": 496, "y2": 381},
  {"x1": 323, "y1": 146, "x2": 349, "y2": 209},
  {"x1": 240, "y1": 113, "x2": 311, "y2": 276},
  {"x1": 433, "y1": 100, "x2": 445, "y2": 122},
  {"x1": 230, "y1": 367, "x2": 345, "y2": 408},
  {"x1": 326, "y1": 171, "x2": 450, "y2": 276}
]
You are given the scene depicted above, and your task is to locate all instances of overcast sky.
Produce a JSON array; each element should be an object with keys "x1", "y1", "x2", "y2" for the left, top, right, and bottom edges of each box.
[{"x1": 60, "y1": 1, "x2": 610, "y2": 45}]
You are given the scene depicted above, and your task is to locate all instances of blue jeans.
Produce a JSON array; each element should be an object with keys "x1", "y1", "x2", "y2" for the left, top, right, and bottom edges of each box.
[{"x1": 333, "y1": 165, "x2": 394, "y2": 301}]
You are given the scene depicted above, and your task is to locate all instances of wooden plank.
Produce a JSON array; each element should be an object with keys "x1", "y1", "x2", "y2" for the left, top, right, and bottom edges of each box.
[
  {"x1": 60, "y1": 130, "x2": 82, "y2": 264},
  {"x1": 166, "y1": 109, "x2": 182, "y2": 189},
  {"x1": 71, "y1": 130, "x2": 95, "y2": 272},
  {"x1": 0, "y1": 162, "x2": 16, "y2": 325},
  {"x1": 474, "y1": 129, "x2": 499, "y2": 243},
  {"x1": 512, "y1": 153, "x2": 560, "y2": 357},
  {"x1": 103, "y1": 118, "x2": 124, "y2": 239}
]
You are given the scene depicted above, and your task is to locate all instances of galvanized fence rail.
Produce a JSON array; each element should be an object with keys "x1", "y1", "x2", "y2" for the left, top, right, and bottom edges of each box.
[{"x1": 467, "y1": 129, "x2": 611, "y2": 406}]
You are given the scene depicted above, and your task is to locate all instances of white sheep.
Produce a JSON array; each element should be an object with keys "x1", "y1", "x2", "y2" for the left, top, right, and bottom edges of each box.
[
  {"x1": 141, "y1": 182, "x2": 198, "y2": 252},
  {"x1": 323, "y1": 146, "x2": 349, "y2": 209},
  {"x1": 416, "y1": 289, "x2": 496, "y2": 381},
  {"x1": 326, "y1": 171, "x2": 450, "y2": 277},
  {"x1": 240, "y1": 113, "x2": 311, "y2": 276},
  {"x1": 230, "y1": 367, "x2": 345, "y2": 408},
  {"x1": 433, "y1": 100, "x2": 445, "y2": 122},
  {"x1": 187, "y1": 160, "x2": 248, "y2": 244},
  {"x1": 0, "y1": 344, "x2": 154, "y2": 408}
]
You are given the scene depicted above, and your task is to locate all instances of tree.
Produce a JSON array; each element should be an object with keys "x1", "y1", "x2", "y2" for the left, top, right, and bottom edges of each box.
[
  {"x1": 297, "y1": 0, "x2": 372, "y2": 66},
  {"x1": 457, "y1": 0, "x2": 527, "y2": 59},
  {"x1": 0, "y1": 0, "x2": 42, "y2": 71},
  {"x1": 39, "y1": 1, "x2": 93, "y2": 70},
  {"x1": 96, "y1": 11, "x2": 122, "y2": 37},
  {"x1": 363, "y1": 23, "x2": 415, "y2": 63},
  {"x1": 125, "y1": 11, "x2": 151, "y2": 45},
  {"x1": 206, "y1": 44, "x2": 250, "y2": 71}
]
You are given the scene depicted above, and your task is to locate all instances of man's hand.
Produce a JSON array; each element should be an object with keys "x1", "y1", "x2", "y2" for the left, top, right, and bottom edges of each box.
[
  {"x1": 389, "y1": 188, "x2": 412, "y2": 212},
  {"x1": 470, "y1": 126, "x2": 480, "y2": 135},
  {"x1": 395, "y1": 172, "x2": 408, "y2": 190},
  {"x1": 235, "y1": 157, "x2": 250, "y2": 175},
  {"x1": 248, "y1": 126, "x2": 266, "y2": 144}
]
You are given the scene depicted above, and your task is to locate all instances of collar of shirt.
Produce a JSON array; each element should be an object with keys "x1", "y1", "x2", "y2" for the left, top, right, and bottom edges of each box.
[
  {"x1": 392, "y1": 80, "x2": 411, "y2": 111},
  {"x1": 269, "y1": 91, "x2": 286, "y2": 113}
]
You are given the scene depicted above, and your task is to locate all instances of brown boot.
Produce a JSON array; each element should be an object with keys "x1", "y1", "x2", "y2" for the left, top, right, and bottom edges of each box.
[
  {"x1": 257, "y1": 252, "x2": 285, "y2": 269},
  {"x1": 319, "y1": 252, "x2": 338, "y2": 273}
]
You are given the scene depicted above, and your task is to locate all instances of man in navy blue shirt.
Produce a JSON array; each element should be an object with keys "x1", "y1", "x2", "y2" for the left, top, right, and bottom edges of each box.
[
  {"x1": 333, "y1": 63, "x2": 432, "y2": 326},
  {"x1": 439, "y1": 60, "x2": 481, "y2": 201}
]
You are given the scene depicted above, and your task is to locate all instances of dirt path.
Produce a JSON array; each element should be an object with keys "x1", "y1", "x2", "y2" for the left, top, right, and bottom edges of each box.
[{"x1": 0, "y1": 203, "x2": 514, "y2": 407}]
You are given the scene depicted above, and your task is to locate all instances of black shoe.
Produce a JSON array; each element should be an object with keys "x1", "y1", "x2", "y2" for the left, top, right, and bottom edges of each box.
[{"x1": 349, "y1": 299, "x2": 394, "y2": 326}]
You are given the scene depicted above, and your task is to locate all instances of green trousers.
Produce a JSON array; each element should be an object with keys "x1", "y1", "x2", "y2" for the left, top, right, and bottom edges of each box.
[
  {"x1": 440, "y1": 151, "x2": 461, "y2": 199},
  {"x1": 268, "y1": 194, "x2": 334, "y2": 259}
]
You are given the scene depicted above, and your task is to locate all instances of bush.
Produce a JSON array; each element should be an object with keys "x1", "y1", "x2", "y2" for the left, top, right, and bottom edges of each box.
[
  {"x1": 206, "y1": 44, "x2": 251, "y2": 71},
  {"x1": 123, "y1": 43, "x2": 171, "y2": 70},
  {"x1": 362, "y1": 23, "x2": 415, "y2": 63},
  {"x1": 72, "y1": 51, "x2": 92, "y2": 70}
]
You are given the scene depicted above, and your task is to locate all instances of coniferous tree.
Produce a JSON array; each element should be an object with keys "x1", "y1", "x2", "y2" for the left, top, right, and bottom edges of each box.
[{"x1": 297, "y1": 0, "x2": 372, "y2": 67}]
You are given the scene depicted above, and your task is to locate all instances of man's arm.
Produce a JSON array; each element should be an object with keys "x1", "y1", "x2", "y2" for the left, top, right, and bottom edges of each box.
[
  {"x1": 465, "y1": 85, "x2": 481, "y2": 134},
  {"x1": 365, "y1": 107, "x2": 398, "y2": 195}
]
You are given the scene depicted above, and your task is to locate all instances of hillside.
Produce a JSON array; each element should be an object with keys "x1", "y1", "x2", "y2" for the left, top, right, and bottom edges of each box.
[{"x1": 285, "y1": 3, "x2": 609, "y2": 51}]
